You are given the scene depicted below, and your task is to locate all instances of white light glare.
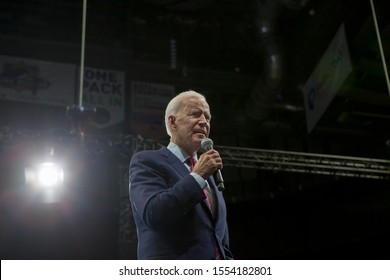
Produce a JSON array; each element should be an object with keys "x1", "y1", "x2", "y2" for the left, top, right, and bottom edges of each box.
[{"x1": 36, "y1": 162, "x2": 64, "y2": 188}]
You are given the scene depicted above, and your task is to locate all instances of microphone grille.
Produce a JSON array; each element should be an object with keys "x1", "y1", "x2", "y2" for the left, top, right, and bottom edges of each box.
[{"x1": 201, "y1": 138, "x2": 213, "y2": 151}]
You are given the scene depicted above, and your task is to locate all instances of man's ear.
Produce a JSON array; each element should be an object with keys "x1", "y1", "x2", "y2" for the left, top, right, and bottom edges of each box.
[{"x1": 168, "y1": 115, "x2": 176, "y2": 130}]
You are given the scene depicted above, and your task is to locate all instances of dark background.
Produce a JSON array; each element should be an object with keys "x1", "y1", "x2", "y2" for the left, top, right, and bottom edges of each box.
[{"x1": 1, "y1": 0, "x2": 390, "y2": 260}]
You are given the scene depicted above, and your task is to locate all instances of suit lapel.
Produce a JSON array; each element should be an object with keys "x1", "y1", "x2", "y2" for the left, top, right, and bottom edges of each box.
[
  {"x1": 160, "y1": 147, "x2": 218, "y2": 221},
  {"x1": 159, "y1": 147, "x2": 189, "y2": 177}
]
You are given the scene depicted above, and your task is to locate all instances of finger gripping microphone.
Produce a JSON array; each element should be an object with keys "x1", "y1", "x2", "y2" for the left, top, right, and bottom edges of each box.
[{"x1": 201, "y1": 138, "x2": 225, "y2": 191}]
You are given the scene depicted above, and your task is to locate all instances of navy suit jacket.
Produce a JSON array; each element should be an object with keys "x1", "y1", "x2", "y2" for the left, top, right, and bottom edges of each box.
[{"x1": 129, "y1": 146, "x2": 233, "y2": 260}]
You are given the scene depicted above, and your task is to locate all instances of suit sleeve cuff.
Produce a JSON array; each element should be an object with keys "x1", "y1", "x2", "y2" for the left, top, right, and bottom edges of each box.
[{"x1": 190, "y1": 172, "x2": 207, "y2": 189}]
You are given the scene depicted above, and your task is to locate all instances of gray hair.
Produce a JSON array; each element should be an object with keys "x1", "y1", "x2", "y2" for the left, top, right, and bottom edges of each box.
[{"x1": 164, "y1": 90, "x2": 206, "y2": 137}]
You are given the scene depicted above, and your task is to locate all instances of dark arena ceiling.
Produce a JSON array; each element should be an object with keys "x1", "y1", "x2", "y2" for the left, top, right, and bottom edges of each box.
[
  {"x1": 1, "y1": 0, "x2": 390, "y2": 261},
  {"x1": 0, "y1": 0, "x2": 389, "y2": 154}
]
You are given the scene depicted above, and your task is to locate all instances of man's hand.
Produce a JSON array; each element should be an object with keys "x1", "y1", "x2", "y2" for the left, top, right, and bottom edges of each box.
[{"x1": 192, "y1": 150, "x2": 223, "y2": 179}]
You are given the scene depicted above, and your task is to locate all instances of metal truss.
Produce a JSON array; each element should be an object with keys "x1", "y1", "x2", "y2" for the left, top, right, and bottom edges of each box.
[
  {"x1": 2, "y1": 127, "x2": 389, "y2": 180},
  {"x1": 127, "y1": 135, "x2": 390, "y2": 180},
  {"x1": 215, "y1": 145, "x2": 390, "y2": 180}
]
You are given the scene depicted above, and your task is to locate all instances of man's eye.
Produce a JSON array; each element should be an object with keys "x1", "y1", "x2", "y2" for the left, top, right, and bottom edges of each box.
[{"x1": 191, "y1": 111, "x2": 201, "y2": 117}]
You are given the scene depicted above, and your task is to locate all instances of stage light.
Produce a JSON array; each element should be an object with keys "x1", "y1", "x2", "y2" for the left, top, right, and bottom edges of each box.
[
  {"x1": 25, "y1": 162, "x2": 64, "y2": 189},
  {"x1": 24, "y1": 161, "x2": 65, "y2": 204},
  {"x1": 36, "y1": 162, "x2": 64, "y2": 188}
]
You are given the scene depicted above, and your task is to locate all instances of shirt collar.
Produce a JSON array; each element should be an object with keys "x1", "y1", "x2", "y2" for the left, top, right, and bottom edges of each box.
[{"x1": 167, "y1": 142, "x2": 198, "y2": 163}]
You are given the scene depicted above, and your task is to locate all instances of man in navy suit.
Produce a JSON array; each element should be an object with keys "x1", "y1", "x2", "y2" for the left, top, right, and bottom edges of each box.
[{"x1": 129, "y1": 90, "x2": 233, "y2": 260}]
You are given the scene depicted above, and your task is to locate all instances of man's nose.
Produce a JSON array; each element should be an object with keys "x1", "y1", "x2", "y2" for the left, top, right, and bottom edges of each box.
[{"x1": 198, "y1": 114, "x2": 208, "y2": 124}]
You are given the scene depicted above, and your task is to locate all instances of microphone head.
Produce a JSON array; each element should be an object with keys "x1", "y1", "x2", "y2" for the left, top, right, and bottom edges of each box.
[{"x1": 201, "y1": 138, "x2": 214, "y2": 151}]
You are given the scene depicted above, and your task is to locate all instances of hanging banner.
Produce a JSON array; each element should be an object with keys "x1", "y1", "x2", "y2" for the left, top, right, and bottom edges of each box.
[
  {"x1": 82, "y1": 67, "x2": 126, "y2": 128},
  {"x1": 0, "y1": 55, "x2": 75, "y2": 106},
  {"x1": 303, "y1": 23, "x2": 353, "y2": 133},
  {"x1": 131, "y1": 81, "x2": 175, "y2": 140}
]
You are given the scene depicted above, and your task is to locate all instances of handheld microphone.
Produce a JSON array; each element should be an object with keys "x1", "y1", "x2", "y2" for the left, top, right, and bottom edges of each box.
[{"x1": 201, "y1": 138, "x2": 225, "y2": 191}]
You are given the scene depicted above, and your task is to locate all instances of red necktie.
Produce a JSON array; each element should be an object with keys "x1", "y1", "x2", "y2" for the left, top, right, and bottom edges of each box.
[
  {"x1": 188, "y1": 156, "x2": 215, "y2": 215},
  {"x1": 188, "y1": 156, "x2": 196, "y2": 172},
  {"x1": 188, "y1": 156, "x2": 221, "y2": 260}
]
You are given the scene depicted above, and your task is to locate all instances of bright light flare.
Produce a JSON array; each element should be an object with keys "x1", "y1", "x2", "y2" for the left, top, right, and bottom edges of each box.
[
  {"x1": 25, "y1": 162, "x2": 64, "y2": 189},
  {"x1": 37, "y1": 162, "x2": 64, "y2": 188}
]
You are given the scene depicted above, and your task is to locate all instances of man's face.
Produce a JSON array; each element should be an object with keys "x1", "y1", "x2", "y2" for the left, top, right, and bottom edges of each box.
[{"x1": 170, "y1": 96, "x2": 211, "y2": 155}]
